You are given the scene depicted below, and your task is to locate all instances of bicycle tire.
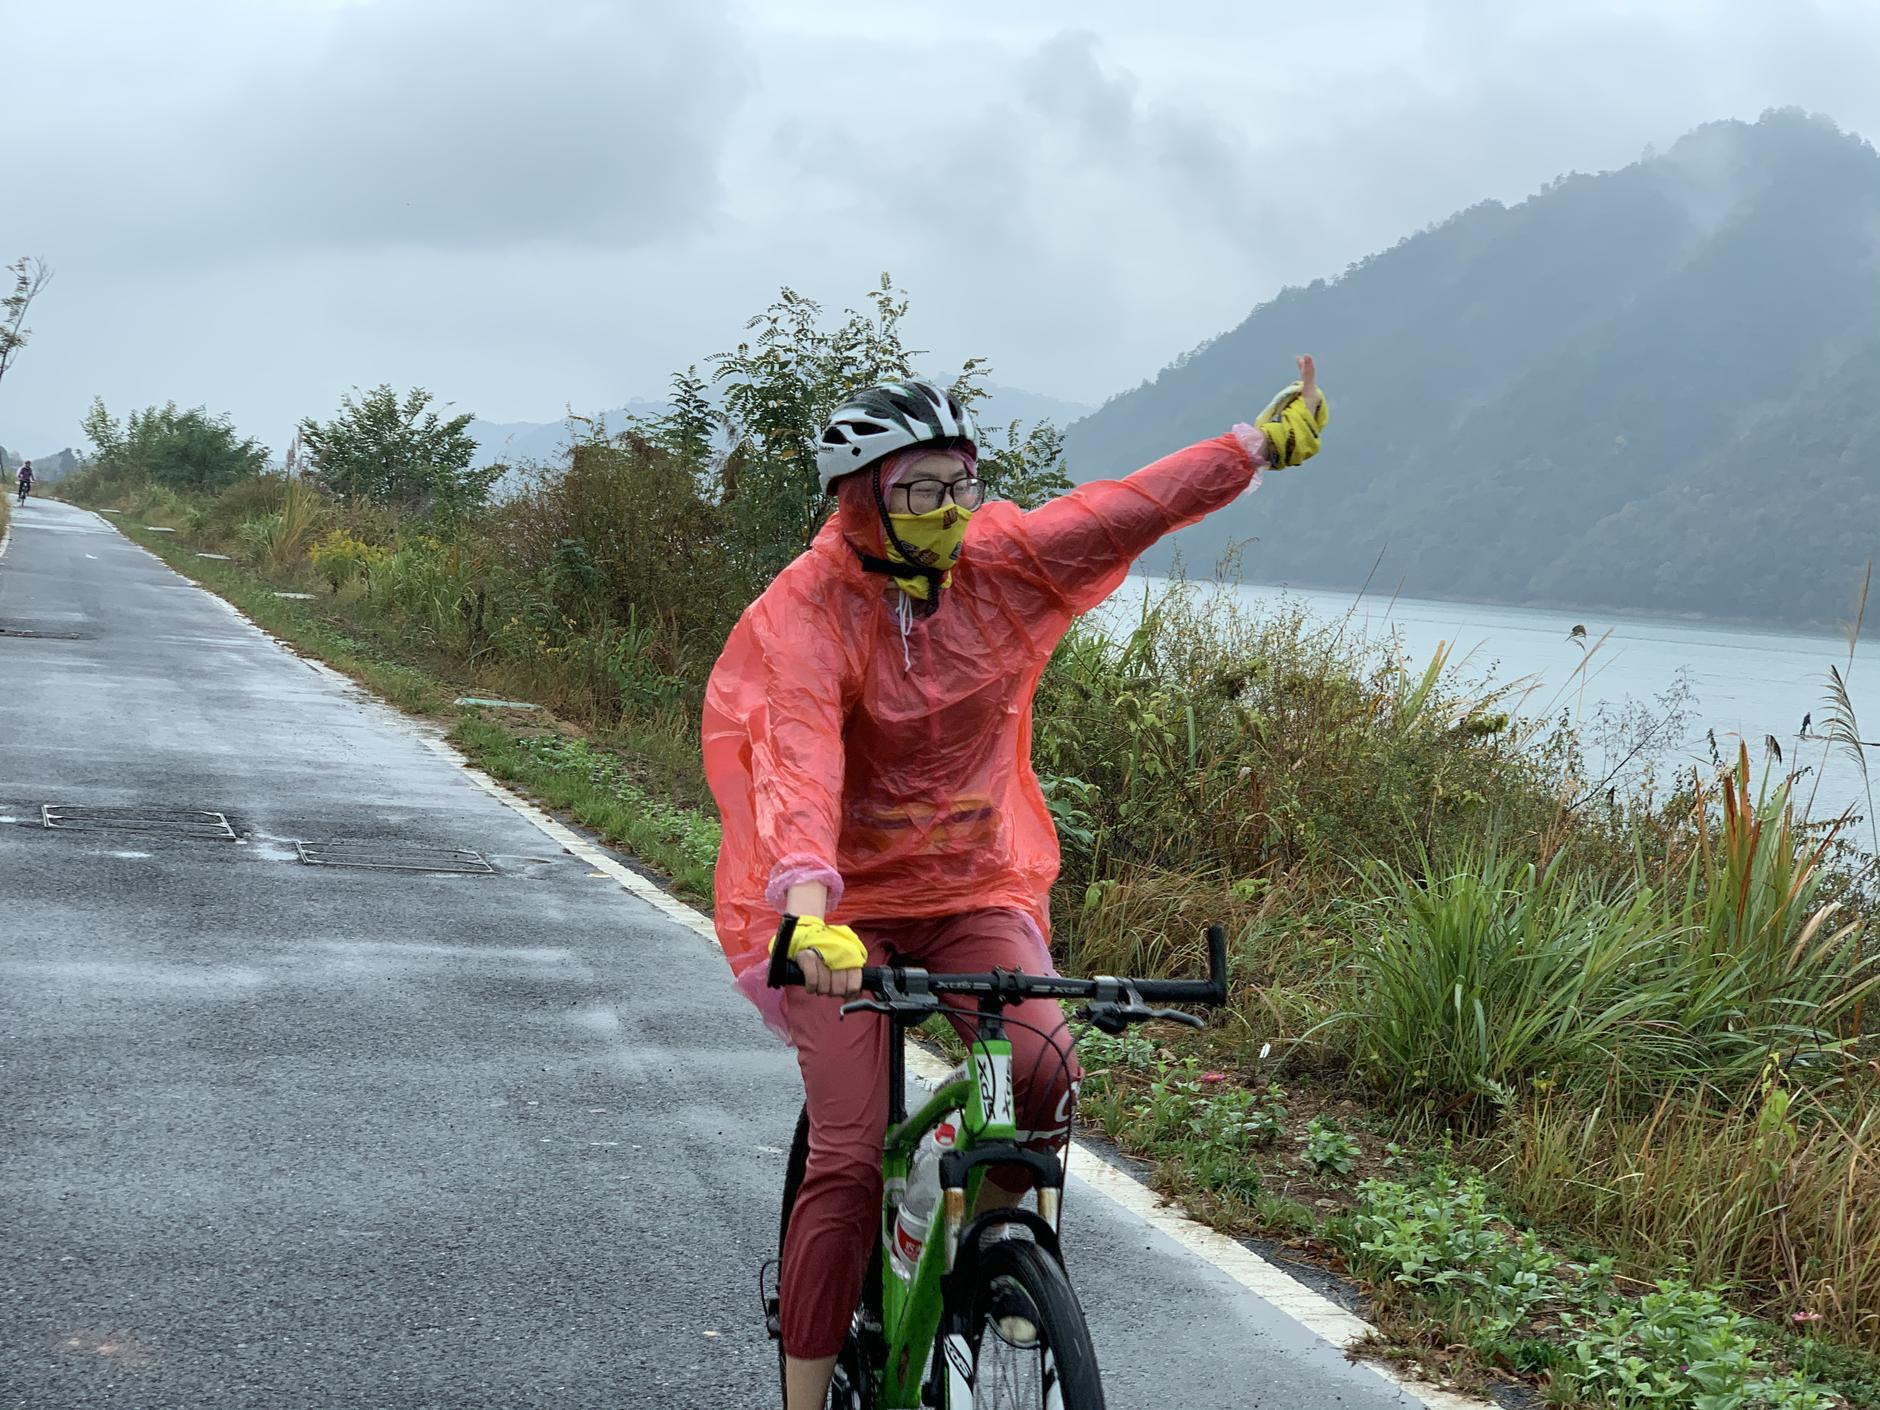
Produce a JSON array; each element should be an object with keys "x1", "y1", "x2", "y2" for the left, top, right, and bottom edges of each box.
[
  {"x1": 777, "y1": 1103, "x2": 879, "y2": 1409},
  {"x1": 940, "y1": 1239, "x2": 1105, "y2": 1409}
]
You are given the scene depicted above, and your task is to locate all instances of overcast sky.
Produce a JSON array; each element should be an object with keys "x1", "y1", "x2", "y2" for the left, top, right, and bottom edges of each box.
[{"x1": 5, "y1": 0, "x2": 1880, "y2": 456}]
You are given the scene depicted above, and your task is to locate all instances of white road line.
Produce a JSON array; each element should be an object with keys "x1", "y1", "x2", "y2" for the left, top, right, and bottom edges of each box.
[{"x1": 110, "y1": 518, "x2": 1489, "y2": 1410}]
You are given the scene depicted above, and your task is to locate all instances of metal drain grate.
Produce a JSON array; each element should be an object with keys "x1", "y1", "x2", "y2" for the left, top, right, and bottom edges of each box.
[
  {"x1": 296, "y1": 840, "x2": 496, "y2": 875},
  {"x1": 42, "y1": 805, "x2": 236, "y2": 839}
]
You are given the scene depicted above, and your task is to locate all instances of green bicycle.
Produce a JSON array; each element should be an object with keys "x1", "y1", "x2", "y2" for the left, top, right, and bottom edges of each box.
[{"x1": 764, "y1": 923, "x2": 1229, "y2": 1408}]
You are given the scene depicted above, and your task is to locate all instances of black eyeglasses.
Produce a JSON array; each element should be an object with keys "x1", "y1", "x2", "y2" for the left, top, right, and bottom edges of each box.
[{"x1": 896, "y1": 477, "x2": 985, "y2": 514}]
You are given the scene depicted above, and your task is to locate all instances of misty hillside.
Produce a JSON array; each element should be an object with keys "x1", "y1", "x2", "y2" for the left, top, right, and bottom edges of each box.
[
  {"x1": 974, "y1": 382, "x2": 1098, "y2": 431},
  {"x1": 1066, "y1": 109, "x2": 1880, "y2": 629},
  {"x1": 469, "y1": 383, "x2": 1093, "y2": 468},
  {"x1": 468, "y1": 401, "x2": 670, "y2": 467}
]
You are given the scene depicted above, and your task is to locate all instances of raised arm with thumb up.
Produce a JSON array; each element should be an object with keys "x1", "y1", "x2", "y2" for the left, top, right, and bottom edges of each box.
[{"x1": 1253, "y1": 354, "x2": 1329, "y2": 468}]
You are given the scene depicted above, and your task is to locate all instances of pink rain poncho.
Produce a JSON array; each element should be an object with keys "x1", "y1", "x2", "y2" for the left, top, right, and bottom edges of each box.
[{"x1": 703, "y1": 428, "x2": 1268, "y2": 1037}]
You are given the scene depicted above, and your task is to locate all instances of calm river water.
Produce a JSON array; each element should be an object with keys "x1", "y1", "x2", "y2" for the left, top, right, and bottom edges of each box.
[{"x1": 1108, "y1": 576, "x2": 1880, "y2": 829}]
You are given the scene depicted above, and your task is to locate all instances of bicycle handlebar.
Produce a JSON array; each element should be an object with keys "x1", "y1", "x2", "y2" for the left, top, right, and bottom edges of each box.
[{"x1": 765, "y1": 918, "x2": 1229, "y2": 1011}]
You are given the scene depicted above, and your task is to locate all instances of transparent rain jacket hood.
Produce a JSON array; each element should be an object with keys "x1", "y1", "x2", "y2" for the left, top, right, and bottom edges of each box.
[{"x1": 703, "y1": 431, "x2": 1266, "y2": 1039}]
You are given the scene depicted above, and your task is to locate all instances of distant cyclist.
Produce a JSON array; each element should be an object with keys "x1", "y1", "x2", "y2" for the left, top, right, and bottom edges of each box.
[
  {"x1": 13, "y1": 460, "x2": 30, "y2": 505},
  {"x1": 703, "y1": 359, "x2": 1329, "y2": 1407}
]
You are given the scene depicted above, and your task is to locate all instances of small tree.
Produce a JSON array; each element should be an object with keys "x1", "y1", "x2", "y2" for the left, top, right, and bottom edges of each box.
[
  {"x1": 650, "y1": 365, "x2": 718, "y2": 474},
  {"x1": 298, "y1": 385, "x2": 494, "y2": 514},
  {"x1": 977, "y1": 419, "x2": 1074, "y2": 511},
  {"x1": 710, "y1": 274, "x2": 971, "y2": 587},
  {"x1": 82, "y1": 398, "x2": 270, "y2": 491},
  {"x1": 0, "y1": 256, "x2": 53, "y2": 392}
]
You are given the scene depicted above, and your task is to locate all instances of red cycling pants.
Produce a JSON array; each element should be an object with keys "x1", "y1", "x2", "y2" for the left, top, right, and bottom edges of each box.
[{"x1": 779, "y1": 908, "x2": 1081, "y2": 1359}]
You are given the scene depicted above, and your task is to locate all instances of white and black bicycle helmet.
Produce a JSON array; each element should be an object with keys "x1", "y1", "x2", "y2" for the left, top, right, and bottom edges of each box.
[{"x1": 815, "y1": 378, "x2": 977, "y2": 494}]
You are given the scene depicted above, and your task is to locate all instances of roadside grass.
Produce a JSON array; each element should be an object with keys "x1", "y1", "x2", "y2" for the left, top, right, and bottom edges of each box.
[
  {"x1": 63, "y1": 479, "x2": 1880, "y2": 1408},
  {"x1": 1076, "y1": 1029, "x2": 1871, "y2": 1410}
]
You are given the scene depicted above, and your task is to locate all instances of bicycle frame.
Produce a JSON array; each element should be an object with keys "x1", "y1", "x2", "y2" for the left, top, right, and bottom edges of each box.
[
  {"x1": 873, "y1": 1003, "x2": 1064, "y2": 1408},
  {"x1": 768, "y1": 922, "x2": 1226, "y2": 1405}
]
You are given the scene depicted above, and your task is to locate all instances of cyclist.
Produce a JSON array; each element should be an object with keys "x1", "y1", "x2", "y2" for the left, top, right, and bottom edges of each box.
[
  {"x1": 703, "y1": 361, "x2": 1328, "y2": 1407},
  {"x1": 14, "y1": 460, "x2": 30, "y2": 504}
]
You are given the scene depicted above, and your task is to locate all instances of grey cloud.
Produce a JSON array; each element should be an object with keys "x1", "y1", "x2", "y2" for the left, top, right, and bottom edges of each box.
[
  {"x1": 745, "y1": 29, "x2": 1319, "y2": 400},
  {"x1": 1021, "y1": 32, "x2": 1136, "y2": 146},
  {"x1": 20, "y1": 0, "x2": 752, "y2": 261},
  {"x1": 785, "y1": 29, "x2": 1275, "y2": 266},
  {"x1": 1015, "y1": 31, "x2": 1264, "y2": 236}
]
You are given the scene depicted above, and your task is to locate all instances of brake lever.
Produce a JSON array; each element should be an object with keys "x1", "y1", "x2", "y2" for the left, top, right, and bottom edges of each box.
[
  {"x1": 1077, "y1": 1002, "x2": 1207, "y2": 1034},
  {"x1": 840, "y1": 993, "x2": 945, "y2": 1020},
  {"x1": 1146, "y1": 1007, "x2": 1207, "y2": 1030}
]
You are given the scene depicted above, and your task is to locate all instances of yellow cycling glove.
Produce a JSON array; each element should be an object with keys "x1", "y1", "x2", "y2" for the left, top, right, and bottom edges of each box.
[
  {"x1": 774, "y1": 914, "x2": 868, "y2": 971},
  {"x1": 1255, "y1": 381, "x2": 1330, "y2": 468}
]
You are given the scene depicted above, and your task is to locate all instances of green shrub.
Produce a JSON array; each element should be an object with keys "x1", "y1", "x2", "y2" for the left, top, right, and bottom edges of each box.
[
  {"x1": 1034, "y1": 586, "x2": 1564, "y2": 887},
  {"x1": 374, "y1": 534, "x2": 487, "y2": 650},
  {"x1": 298, "y1": 384, "x2": 494, "y2": 514},
  {"x1": 490, "y1": 435, "x2": 737, "y2": 673},
  {"x1": 82, "y1": 398, "x2": 269, "y2": 491},
  {"x1": 1557, "y1": 1282, "x2": 1834, "y2": 1410},
  {"x1": 196, "y1": 473, "x2": 290, "y2": 546},
  {"x1": 1346, "y1": 1168, "x2": 1557, "y2": 1331},
  {"x1": 309, "y1": 529, "x2": 391, "y2": 593},
  {"x1": 1299, "y1": 1115, "x2": 1361, "y2": 1175}
]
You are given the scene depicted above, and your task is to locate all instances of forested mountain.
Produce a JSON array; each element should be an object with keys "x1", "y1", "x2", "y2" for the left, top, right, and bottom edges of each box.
[{"x1": 1065, "y1": 110, "x2": 1880, "y2": 628}]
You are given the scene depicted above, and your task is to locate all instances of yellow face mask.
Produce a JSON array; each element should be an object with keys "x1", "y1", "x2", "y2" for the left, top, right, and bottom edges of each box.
[{"x1": 884, "y1": 503, "x2": 973, "y2": 601}]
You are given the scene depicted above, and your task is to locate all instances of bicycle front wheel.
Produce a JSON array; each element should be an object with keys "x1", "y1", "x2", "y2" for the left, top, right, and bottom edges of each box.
[{"x1": 939, "y1": 1239, "x2": 1104, "y2": 1409}]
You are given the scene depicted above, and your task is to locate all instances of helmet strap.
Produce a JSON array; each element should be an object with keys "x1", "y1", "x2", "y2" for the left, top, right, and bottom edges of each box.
[{"x1": 852, "y1": 464, "x2": 944, "y2": 617}]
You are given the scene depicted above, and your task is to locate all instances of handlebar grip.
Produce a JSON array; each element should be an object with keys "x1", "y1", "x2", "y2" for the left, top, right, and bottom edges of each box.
[
  {"x1": 766, "y1": 916, "x2": 802, "y2": 989},
  {"x1": 1206, "y1": 923, "x2": 1229, "y2": 1005}
]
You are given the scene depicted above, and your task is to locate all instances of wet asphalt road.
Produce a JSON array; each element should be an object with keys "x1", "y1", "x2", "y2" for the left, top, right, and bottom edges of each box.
[{"x1": 0, "y1": 498, "x2": 1421, "y2": 1409}]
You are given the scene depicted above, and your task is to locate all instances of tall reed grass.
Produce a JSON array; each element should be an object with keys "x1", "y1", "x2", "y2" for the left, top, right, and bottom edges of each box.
[{"x1": 1335, "y1": 747, "x2": 1875, "y2": 1120}]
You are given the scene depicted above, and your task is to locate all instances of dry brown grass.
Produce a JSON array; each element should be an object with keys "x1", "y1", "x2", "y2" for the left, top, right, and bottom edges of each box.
[{"x1": 1495, "y1": 1082, "x2": 1880, "y2": 1345}]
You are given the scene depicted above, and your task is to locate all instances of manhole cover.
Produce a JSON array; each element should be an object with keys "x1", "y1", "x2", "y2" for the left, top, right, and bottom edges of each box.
[
  {"x1": 296, "y1": 841, "x2": 496, "y2": 875},
  {"x1": 42, "y1": 805, "x2": 236, "y2": 839}
]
